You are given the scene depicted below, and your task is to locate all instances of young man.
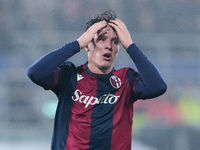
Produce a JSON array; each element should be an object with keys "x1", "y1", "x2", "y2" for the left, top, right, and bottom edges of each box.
[{"x1": 27, "y1": 10, "x2": 167, "y2": 150}]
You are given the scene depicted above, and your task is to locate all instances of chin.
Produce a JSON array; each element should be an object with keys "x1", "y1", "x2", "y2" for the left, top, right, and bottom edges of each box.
[{"x1": 99, "y1": 63, "x2": 112, "y2": 70}]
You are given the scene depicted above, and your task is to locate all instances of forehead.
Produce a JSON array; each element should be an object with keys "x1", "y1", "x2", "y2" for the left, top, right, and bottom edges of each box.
[{"x1": 98, "y1": 26, "x2": 117, "y2": 37}]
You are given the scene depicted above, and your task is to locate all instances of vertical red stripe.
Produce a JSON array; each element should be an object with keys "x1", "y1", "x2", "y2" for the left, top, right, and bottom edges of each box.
[
  {"x1": 110, "y1": 74, "x2": 133, "y2": 150},
  {"x1": 49, "y1": 69, "x2": 59, "y2": 89},
  {"x1": 111, "y1": 78, "x2": 116, "y2": 88},
  {"x1": 65, "y1": 73, "x2": 98, "y2": 150}
]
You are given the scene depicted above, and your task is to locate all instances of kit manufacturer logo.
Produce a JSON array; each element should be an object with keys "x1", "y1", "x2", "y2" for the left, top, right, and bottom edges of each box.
[{"x1": 77, "y1": 74, "x2": 84, "y2": 81}]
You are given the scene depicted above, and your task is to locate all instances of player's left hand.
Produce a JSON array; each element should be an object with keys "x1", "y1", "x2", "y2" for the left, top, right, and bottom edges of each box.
[
  {"x1": 77, "y1": 20, "x2": 107, "y2": 49},
  {"x1": 108, "y1": 19, "x2": 133, "y2": 50}
]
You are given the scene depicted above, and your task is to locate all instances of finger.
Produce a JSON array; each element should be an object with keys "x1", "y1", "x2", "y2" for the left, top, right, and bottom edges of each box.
[
  {"x1": 87, "y1": 20, "x2": 107, "y2": 32},
  {"x1": 109, "y1": 20, "x2": 118, "y2": 26},
  {"x1": 110, "y1": 19, "x2": 126, "y2": 29},
  {"x1": 108, "y1": 22, "x2": 120, "y2": 32}
]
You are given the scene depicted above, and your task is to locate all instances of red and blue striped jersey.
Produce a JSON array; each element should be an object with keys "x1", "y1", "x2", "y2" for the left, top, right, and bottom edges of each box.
[
  {"x1": 27, "y1": 41, "x2": 167, "y2": 150},
  {"x1": 51, "y1": 62, "x2": 139, "y2": 150}
]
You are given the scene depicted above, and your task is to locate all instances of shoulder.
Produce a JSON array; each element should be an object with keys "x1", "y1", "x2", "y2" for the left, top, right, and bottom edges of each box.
[
  {"x1": 114, "y1": 67, "x2": 139, "y2": 77},
  {"x1": 57, "y1": 61, "x2": 78, "y2": 73},
  {"x1": 113, "y1": 67, "x2": 140, "y2": 82},
  {"x1": 59, "y1": 61, "x2": 75, "y2": 69},
  {"x1": 76, "y1": 64, "x2": 86, "y2": 74},
  {"x1": 55, "y1": 61, "x2": 78, "y2": 79}
]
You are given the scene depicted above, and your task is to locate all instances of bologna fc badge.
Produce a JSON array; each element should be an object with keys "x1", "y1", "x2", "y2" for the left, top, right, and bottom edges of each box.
[{"x1": 109, "y1": 75, "x2": 122, "y2": 89}]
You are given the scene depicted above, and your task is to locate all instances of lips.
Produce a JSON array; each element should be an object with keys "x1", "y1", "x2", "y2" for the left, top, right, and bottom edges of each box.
[{"x1": 103, "y1": 53, "x2": 112, "y2": 60}]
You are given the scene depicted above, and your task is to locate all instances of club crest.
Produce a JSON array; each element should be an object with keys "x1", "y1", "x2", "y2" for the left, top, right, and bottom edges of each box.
[{"x1": 109, "y1": 75, "x2": 121, "y2": 89}]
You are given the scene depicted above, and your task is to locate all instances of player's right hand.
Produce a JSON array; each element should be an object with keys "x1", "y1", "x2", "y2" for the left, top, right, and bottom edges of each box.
[{"x1": 77, "y1": 20, "x2": 107, "y2": 49}]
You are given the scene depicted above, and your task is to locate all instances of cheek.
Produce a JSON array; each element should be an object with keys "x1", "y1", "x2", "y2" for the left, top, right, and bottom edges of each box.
[
  {"x1": 92, "y1": 44, "x2": 104, "y2": 56},
  {"x1": 96, "y1": 42, "x2": 104, "y2": 49},
  {"x1": 115, "y1": 50, "x2": 119, "y2": 56},
  {"x1": 114, "y1": 51, "x2": 119, "y2": 58},
  {"x1": 88, "y1": 48, "x2": 101, "y2": 59},
  {"x1": 113, "y1": 46, "x2": 119, "y2": 55}
]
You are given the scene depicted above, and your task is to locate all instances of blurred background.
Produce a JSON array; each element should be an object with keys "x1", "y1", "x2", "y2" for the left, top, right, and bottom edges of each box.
[{"x1": 1, "y1": 0, "x2": 200, "y2": 149}]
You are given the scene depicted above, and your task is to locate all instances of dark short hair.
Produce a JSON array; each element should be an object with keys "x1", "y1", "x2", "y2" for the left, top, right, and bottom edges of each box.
[{"x1": 85, "y1": 9, "x2": 117, "y2": 31}]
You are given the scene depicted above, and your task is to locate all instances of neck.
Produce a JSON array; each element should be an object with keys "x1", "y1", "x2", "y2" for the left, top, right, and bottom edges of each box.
[{"x1": 87, "y1": 63, "x2": 113, "y2": 74}]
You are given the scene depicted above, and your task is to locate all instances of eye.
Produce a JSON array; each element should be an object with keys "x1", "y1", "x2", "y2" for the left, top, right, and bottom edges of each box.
[
  {"x1": 101, "y1": 37, "x2": 106, "y2": 41},
  {"x1": 113, "y1": 39, "x2": 119, "y2": 44},
  {"x1": 97, "y1": 35, "x2": 106, "y2": 42}
]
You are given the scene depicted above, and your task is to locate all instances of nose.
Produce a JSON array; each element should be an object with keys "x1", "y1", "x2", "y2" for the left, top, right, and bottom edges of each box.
[{"x1": 105, "y1": 40, "x2": 112, "y2": 51}]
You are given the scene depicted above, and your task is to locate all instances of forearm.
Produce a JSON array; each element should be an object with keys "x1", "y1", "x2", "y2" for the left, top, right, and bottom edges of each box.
[
  {"x1": 127, "y1": 43, "x2": 167, "y2": 99},
  {"x1": 27, "y1": 40, "x2": 80, "y2": 84}
]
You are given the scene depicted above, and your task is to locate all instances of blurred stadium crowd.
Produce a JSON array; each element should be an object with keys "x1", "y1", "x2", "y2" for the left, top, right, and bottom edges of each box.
[{"x1": 1, "y1": 0, "x2": 200, "y2": 149}]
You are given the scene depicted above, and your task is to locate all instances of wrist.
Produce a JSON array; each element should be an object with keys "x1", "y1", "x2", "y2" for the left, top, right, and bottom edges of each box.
[
  {"x1": 77, "y1": 39, "x2": 83, "y2": 49},
  {"x1": 124, "y1": 41, "x2": 133, "y2": 50}
]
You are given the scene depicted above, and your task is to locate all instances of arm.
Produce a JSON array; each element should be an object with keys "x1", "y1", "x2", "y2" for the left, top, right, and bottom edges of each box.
[
  {"x1": 109, "y1": 19, "x2": 167, "y2": 99},
  {"x1": 28, "y1": 21, "x2": 107, "y2": 89},
  {"x1": 27, "y1": 41, "x2": 80, "y2": 88},
  {"x1": 127, "y1": 43, "x2": 167, "y2": 99}
]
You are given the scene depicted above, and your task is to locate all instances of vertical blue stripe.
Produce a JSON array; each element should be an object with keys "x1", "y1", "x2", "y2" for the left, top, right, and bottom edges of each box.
[
  {"x1": 51, "y1": 90, "x2": 74, "y2": 150},
  {"x1": 89, "y1": 77, "x2": 115, "y2": 150},
  {"x1": 51, "y1": 67, "x2": 77, "y2": 150}
]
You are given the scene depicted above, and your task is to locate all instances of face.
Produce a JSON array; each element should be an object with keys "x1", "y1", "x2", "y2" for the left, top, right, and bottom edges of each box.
[{"x1": 86, "y1": 26, "x2": 119, "y2": 74}]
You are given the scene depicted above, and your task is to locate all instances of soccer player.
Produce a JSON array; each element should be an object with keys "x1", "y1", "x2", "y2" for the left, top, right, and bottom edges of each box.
[{"x1": 27, "y1": 10, "x2": 167, "y2": 150}]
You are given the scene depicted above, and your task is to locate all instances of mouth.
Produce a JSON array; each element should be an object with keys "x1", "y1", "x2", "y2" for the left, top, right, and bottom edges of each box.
[{"x1": 103, "y1": 53, "x2": 112, "y2": 61}]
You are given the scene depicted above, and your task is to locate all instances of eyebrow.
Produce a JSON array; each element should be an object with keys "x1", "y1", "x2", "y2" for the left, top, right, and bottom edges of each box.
[
  {"x1": 96, "y1": 33, "x2": 119, "y2": 45},
  {"x1": 97, "y1": 32, "x2": 107, "y2": 39},
  {"x1": 98, "y1": 29, "x2": 118, "y2": 38},
  {"x1": 97, "y1": 31, "x2": 107, "y2": 36}
]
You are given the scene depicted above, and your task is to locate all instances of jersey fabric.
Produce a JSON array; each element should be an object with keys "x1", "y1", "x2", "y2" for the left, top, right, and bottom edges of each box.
[
  {"x1": 27, "y1": 41, "x2": 167, "y2": 150},
  {"x1": 52, "y1": 62, "x2": 139, "y2": 150}
]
